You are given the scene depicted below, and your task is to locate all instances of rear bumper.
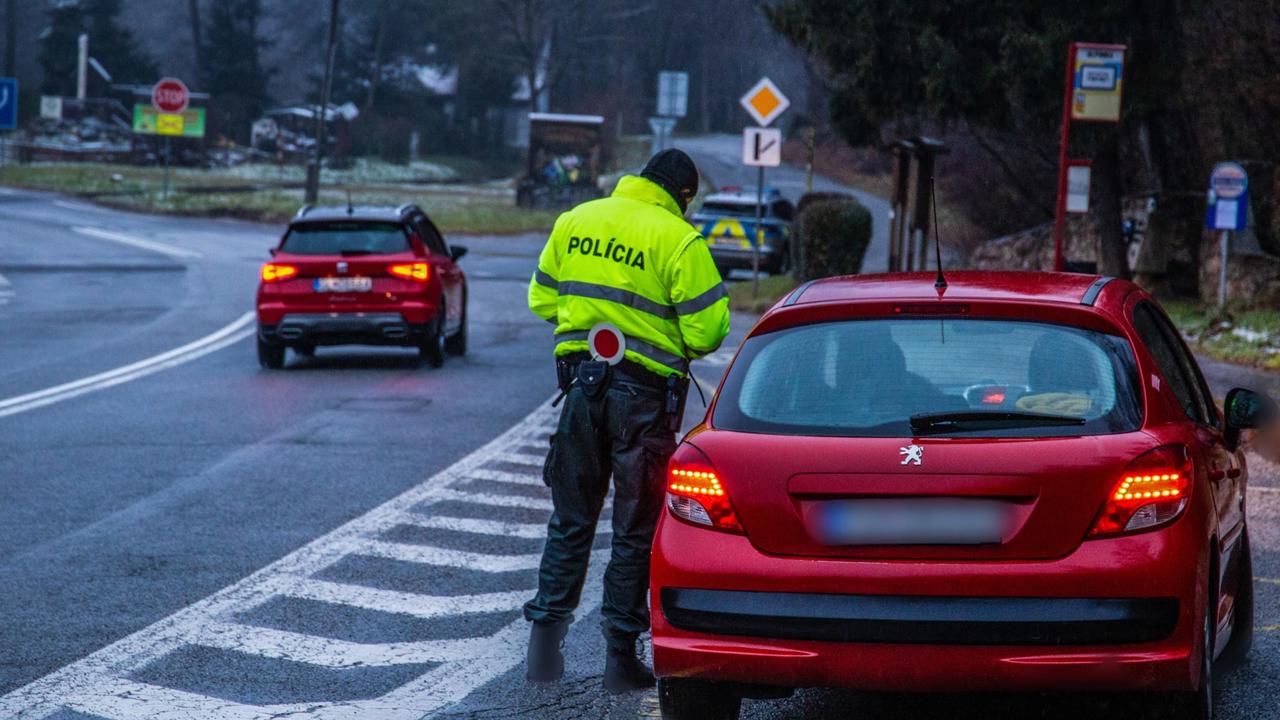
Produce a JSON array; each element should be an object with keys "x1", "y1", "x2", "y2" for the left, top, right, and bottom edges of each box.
[
  {"x1": 651, "y1": 513, "x2": 1205, "y2": 693},
  {"x1": 258, "y1": 313, "x2": 427, "y2": 347},
  {"x1": 661, "y1": 588, "x2": 1179, "y2": 646}
]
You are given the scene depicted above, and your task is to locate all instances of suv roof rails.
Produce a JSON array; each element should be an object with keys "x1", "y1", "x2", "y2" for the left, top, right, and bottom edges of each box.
[{"x1": 294, "y1": 204, "x2": 313, "y2": 219}]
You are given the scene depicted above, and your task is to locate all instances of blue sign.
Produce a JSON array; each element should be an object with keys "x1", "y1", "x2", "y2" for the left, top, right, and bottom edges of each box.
[
  {"x1": 0, "y1": 77, "x2": 16, "y2": 130},
  {"x1": 1205, "y1": 162, "x2": 1248, "y2": 231}
]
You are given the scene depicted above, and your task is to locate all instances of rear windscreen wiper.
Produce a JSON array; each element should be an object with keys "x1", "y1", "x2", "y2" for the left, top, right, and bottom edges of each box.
[{"x1": 909, "y1": 410, "x2": 1087, "y2": 434}]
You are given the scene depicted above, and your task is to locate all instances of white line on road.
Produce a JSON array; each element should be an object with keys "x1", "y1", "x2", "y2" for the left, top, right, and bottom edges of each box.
[
  {"x1": 194, "y1": 621, "x2": 491, "y2": 667},
  {"x1": 465, "y1": 467, "x2": 546, "y2": 486},
  {"x1": 399, "y1": 513, "x2": 550, "y2": 539},
  {"x1": 356, "y1": 539, "x2": 545, "y2": 573},
  {"x1": 0, "y1": 399, "x2": 604, "y2": 720},
  {"x1": 54, "y1": 199, "x2": 97, "y2": 212},
  {"x1": 496, "y1": 451, "x2": 545, "y2": 467},
  {"x1": 72, "y1": 225, "x2": 203, "y2": 260},
  {"x1": 270, "y1": 576, "x2": 530, "y2": 619},
  {"x1": 0, "y1": 312, "x2": 255, "y2": 419},
  {"x1": 433, "y1": 487, "x2": 555, "y2": 511}
]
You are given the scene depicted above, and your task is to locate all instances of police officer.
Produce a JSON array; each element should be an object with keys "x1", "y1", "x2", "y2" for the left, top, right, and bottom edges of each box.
[{"x1": 524, "y1": 149, "x2": 730, "y2": 693}]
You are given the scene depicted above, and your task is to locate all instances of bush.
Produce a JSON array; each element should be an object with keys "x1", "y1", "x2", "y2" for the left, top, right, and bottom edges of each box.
[{"x1": 792, "y1": 193, "x2": 873, "y2": 280}]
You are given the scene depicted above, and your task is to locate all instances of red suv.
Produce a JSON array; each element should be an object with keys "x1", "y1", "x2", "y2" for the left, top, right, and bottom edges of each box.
[
  {"x1": 652, "y1": 272, "x2": 1273, "y2": 720},
  {"x1": 255, "y1": 204, "x2": 467, "y2": 369}
]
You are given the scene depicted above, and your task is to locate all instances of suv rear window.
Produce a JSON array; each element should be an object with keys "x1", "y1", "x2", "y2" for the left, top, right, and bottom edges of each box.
[
  {"x1": 714, "y1": 319, "x2": 1142, "y2": 438},
  {"x1": 281, "y1": 222, "x2": 410, "y2": 255}
]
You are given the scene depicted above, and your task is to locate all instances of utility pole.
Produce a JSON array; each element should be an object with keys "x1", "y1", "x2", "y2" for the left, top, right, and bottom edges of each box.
[
  {"x1": 3, "y1": 0, "x2": 16, "y2": 77},
  {"x1": 77, "y1": 33, "x2": 88, "y2": 100},
  {"x1": 304, "y1": 0, "x2": 340, "y2": 204}
]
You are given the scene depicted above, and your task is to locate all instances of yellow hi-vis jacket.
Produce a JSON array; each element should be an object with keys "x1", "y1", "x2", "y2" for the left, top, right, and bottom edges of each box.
[{"x1": 528, "y1": 175, "x2": 731, "y2": 377}]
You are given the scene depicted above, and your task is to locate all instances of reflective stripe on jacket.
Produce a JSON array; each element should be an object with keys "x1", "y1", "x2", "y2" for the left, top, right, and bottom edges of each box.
[{"x1": 528, "y1": 175, "x2": 730, "y2": 377}]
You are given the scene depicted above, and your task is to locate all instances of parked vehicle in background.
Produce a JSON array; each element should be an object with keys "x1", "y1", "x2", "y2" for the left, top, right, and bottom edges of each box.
[
  {"x1": 255, "y1": 204, "x2": 468, "y2": 369},
  {"x1": 691, "y1": 187, "x2": 793, "y2": 276},
  {"x1": 652, "y1": 271, "x2": 1271, "y2": 720}
]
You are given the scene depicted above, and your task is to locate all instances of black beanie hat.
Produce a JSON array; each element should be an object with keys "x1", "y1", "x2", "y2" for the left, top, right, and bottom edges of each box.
[{"x1": 641, "y1": 149, "x2": 699, "y2": 209}]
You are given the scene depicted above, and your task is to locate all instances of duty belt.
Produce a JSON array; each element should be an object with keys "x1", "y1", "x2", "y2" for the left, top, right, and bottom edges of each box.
[{"x1": 559, "y1": 352, "x2": 667, "y2": 391}]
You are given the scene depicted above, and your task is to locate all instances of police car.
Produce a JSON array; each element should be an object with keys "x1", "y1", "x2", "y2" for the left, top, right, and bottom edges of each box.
[{"x1": 691, "y1": 187, "x2": 794, "y2": 276}]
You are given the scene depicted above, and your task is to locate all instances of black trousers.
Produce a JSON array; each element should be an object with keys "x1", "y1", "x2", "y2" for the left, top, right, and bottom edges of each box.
[{"x1": 522, "y1": 375, "x2": 676, "y2": 651}]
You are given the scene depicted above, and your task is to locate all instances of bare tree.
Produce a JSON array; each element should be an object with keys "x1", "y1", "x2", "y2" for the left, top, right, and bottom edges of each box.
[
  {"x1": 489, "y1": 0, "x2": 588, "y2": 112},
  {"x1": 188, "y1": 0, "x2": 202, "y2": 80}
]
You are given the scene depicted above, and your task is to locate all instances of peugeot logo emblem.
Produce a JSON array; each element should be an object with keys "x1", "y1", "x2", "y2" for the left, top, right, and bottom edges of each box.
[
  {"x1": 336, "y1": 261, "x2": 348, "y2": 274},
  {"x1": 899, "y1": 444, "x2": 923, "y2": 466}
]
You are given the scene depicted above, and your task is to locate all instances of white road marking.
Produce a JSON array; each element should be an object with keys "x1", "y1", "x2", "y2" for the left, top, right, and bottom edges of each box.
[
  {"x1": 0, "y1": 272, "x2": 11, "y2": 307},
  {"x1": 261, "y1": 576, "x2": 530, "y2": 619},
  {"x1": 357, "y1": 539, "x2": 544, "y2": 573},
  {"x1": 465, "y1": 467, "x2": 546, "y2": 487},
  {"x1": 434, "y1": 487, "x2": 555, "y2": 511},
  {"x1": 193, "y1": 621, "x2": 492, "y2": 667},
  {"x1": 0, "y1": 312, "x2": 255, "y2": 419},
  {"x1": 72, "y1": 225, "x2": 203, "y2": 260},
  {"x1": 496, "y1": 451, "x2": 545, "y2": 467},
  {"x1": 0, "y1": 399, "x2": 615, "y2": 720},
  {"x1": 54, "y1": 199, "x2": 97, "y2": 212},
  {"x1": 1251, "y1": 486, "x2": 1280, "y2": 495},
  {"x1": 399, "y1": 513, "x2": 552, "y2": 539}
]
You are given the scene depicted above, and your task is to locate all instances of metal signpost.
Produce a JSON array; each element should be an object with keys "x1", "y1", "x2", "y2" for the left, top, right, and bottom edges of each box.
[
  {"x1": 739, "y1": 77, "x2": 789, "y2": 296},
  {"x1": 0, "y1": 77, "x2": 17, "y2": 167},
  {"x1": 1205, "y1": 162, "x2": 1249, "y2": 307},
  {"x1": 130, "y1": 78, "x2": 200, "y2": 199},
  {"x1": 647, "y1": 116, "x2": 677, "y2": 155},
  {"x1": 1052, "y1": 43, "x2": 1126, "y2": 271}
]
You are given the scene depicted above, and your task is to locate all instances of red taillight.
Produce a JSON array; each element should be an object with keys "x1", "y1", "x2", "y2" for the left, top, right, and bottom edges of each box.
[
  {"x1": 261, "y1": 263, "x2": 298, "y2": 282},
  {"x1": 1088, "y1": 445, "x2": 1192, "y2": 538},
  {"x1": 666, "y1": 446, "x2": 743, "y2": 534},
  {"x1": 388, "y1": 262, "x2": 430, "y2": 282}
]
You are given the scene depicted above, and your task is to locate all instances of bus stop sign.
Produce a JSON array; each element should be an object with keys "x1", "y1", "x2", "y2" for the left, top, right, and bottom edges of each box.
[{"x1": 1206, "y1": 162, "x2": 1248, "y2": 231}]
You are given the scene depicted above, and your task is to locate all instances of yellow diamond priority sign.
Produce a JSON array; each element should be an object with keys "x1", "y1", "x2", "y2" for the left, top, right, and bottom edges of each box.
[{"x1": 740, "y1": 77, "x2": 790, "y2": 127}]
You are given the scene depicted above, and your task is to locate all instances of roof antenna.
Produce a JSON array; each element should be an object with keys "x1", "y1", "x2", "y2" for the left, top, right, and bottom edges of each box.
[
  {"x1": 346, "y1": 189, "x2": 353, "y2": 215},
  {"x1": 930, "y1": 175, "x2": 947, "y2": 293}
]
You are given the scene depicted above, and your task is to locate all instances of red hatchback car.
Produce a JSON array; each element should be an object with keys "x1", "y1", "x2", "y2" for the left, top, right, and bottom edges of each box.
[
  {"x1": 652, "y1": 272, "x2": 1273, "y2": 720},
  {"x1": 256, "y1": 204, "x2": 467, "y2": 369}
]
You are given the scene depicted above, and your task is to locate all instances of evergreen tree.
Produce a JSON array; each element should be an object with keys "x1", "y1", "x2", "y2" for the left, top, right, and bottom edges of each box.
[
  {"x1": 83, "y1": 0, "x2": 157, "y2": 84},
  {"x1": 201, "y1": 0, "x2": 269, "y2": 143},
  {"x1": 37, "y1": 0, "x2": 84, "y2": 95}
]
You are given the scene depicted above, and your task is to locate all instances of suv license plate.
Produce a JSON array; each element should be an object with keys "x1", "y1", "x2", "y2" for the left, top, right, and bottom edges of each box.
[{"x1": 315, "y1": 277, "x2": 372, "y2": 293}]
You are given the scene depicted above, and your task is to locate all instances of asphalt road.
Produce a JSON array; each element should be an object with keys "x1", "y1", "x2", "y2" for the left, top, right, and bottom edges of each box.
[{"x1": 0, "y1": 174, "x2": 1277, "y2": 720}]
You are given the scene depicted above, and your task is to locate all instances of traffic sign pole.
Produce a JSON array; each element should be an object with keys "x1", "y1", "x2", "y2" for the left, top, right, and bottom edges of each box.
[
  {"x1": 752, "y1": 166, "x2": 764, "y2": 297},
  {"x1": 1219, "y1": 231, "x2": 1230, "y2": 308}
]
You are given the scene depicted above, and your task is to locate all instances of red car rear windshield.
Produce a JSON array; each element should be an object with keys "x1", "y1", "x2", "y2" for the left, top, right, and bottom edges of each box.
[
  {"x1": 713, "y1": 318, "x2": 1142, "y2": 438},
  {"x1": 281, "y1": 222, "x2": 410, "y2": 256}
]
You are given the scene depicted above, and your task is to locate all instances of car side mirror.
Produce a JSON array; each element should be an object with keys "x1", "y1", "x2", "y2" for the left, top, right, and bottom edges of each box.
[
  {"x1": 269, "y1": 247, "x2": 278, "y2": 257},
  {"x1": 1223, "y1": 387, "x2": 1276, "y2": 452},
  {"x1": 450, "y1": 245, "x2": 468, "y2": 261}
]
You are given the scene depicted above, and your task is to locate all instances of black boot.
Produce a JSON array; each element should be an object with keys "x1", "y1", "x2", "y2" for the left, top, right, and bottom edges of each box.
[
  {"x1": 603, "y1": 640, "x2": 655, "y2": 694},
  {"x1": 527, "y1": 620, "x2": 570, "y2": 683}
]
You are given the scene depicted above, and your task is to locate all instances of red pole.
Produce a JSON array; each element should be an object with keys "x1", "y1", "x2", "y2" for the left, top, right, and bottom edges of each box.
[{"x1": 1052, "y1": 42, "x2": 1077, "y2": 272}]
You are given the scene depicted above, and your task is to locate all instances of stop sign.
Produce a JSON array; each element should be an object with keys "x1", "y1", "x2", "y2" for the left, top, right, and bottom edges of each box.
[{"x1": 151, "y1": 77, "x2": 189, "y2": 114}]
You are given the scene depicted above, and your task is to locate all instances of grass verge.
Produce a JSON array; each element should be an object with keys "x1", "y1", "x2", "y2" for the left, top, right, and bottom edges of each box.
[
  {"x1": 727, "y1": 274, "x2": 800, "y2": 314},
  {"x1": 1162, "y1": 299, "x2": 1280, "y2": 371},
  {"x1": 0, "y1": 161, "x2": 559, "y2": 235}
]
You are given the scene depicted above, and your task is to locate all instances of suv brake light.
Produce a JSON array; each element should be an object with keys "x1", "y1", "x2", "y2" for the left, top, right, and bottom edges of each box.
[
  {"x1": 261, "y1": 263, "x2": 298, "y2": 282},
  {"x1": 1088, "y1": 445, "x2": 1192, "y2": 538},
  {"x1": 389, "y1": 262, "x2": 430, "y2": 282},
  {"x1": 666, "y1": 445, "x2": 743, "y2": 534}
]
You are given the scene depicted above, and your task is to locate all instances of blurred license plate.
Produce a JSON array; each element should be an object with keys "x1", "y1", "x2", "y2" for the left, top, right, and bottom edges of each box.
[
  {"x1": 315, "y1": 277, "x2": 371, "y2": 293},
  {"x1": 814, "y1": 499, "x2": 1008, "y2": 546}
]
